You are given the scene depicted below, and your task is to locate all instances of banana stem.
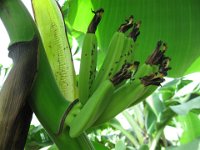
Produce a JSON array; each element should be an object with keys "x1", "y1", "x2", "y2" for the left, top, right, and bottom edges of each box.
[{"x1": 0, "y1": 0, "x2": 37, "y2": 148}]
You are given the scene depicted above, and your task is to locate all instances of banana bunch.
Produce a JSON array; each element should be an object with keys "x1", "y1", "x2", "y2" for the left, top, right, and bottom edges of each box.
[
  {"x1": 66, "y1": 12, "x2": 171, "y2": 137},
  {"x1": 31, "y1": 0, "x2": 171, "y2": 146}
]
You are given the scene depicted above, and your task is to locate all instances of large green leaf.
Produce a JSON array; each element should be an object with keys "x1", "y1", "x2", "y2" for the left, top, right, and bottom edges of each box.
[{"x1": 67, "y1": 0, "x2": 200, "y2": 77}]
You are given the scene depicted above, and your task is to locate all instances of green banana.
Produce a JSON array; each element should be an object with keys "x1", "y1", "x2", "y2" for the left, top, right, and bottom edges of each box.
[
  {"x1": 79, "y1": 9, "x2": 104, "y2": 105},
  {"x1": 68, "y1": 62, "x2": 137, "y2": 137},
  {"x1": 126, "y1": 21, "x2": 142, "y2": 63},
  {"x1": 129, "y1": 41, "x2": 171, "y2": 106},
  {"x1": 94, "y1": 79, "x2": 145, "y2": 125},
  {"x1": 70, "y1": 79, "x2": 115, "y2": 138},
  {"x1": 117, "y1": 20, "x2": 142, "y2": 66},
  {"x1": 114, "y1": 36, "x2": 133, "y2": 73},
  {"x1": 32, "y1": 0, "x2": 77, "y2": 102},
  {"x1": 91, "y1": 17, "x2": 134, "y2": 93},
  {"x1": 93, "y1": 41, "x2": 171, "y2": 125},
  {"x1": 93, "y1": 73, "x2": 165, "y2": 126},
  {"x1": 134, "y1": 63, "x2": 155, "y2": 79},
  {"x1": 91, "y1": 32, "x2": 125, "y2": 92},
  {"x1": 129, "y1": 85, "x2": 158, "y2": 107}
]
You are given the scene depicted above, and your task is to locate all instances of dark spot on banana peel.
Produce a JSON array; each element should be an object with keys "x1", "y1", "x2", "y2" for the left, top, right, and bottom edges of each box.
[
  {"x1": 129, "y1": 21, "x2": 141, "y2": 41},
  {"x1": 146, "y1": 41, "x2": 167, "y2": 65},
  {"x1": 159, "y1": 57, "x2": 171, "y2": 76},
  {"x1": 140, "y1": 73, "x2": 165, "y2": 86},
  {"x1": 111, "y1": 61, "x2": 139, "y2": 86},
  {"x1": 145, "y1": 41, "x2": 171, "y2": 76}
]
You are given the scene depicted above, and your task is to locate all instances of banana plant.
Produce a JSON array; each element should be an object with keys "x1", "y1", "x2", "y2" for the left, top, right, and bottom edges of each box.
[{"x1": 0, "y1": 0, "x2": 200, "y2": 149}]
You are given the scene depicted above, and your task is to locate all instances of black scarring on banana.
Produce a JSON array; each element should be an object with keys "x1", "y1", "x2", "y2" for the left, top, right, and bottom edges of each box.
[
  {"x1": 130, "y1": 41, "x2": 171, "y2": 106},
  {"x1": 134, "y1": 41, "x2": 169, "y2": 79},
  {"x1": 68, "y1": 62, "x2": 138, "y2": 138},
  {"x1": 93, "y1": 41, "x2": 171, "y2": 125},
  {"x1": 93, "y1": 73, "x2": 165, "y2": 126},
  {"x1": 79, "y1": 9, "x2": 104, "y2": 105},
  {"x1": 129, "y1": 20, "x2": 142, "y2": 42},
  {"x1": 113, "y1": 16, "x2": 134, "y2": 74},
  {"x1": 90, "y1": 16, "x2": 134, "y2": 94},
  {"x1": 114, "y1": 20, "x2": 142, "y2": 83},
  {"x1": 127, "y1": 21, "x2": 142, "y2": 62}
]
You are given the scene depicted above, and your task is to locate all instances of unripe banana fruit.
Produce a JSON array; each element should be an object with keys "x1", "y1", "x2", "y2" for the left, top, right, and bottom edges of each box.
[
  {"x1": 79, "y1": 9, "x2": 104, "y2": 105},
  {"x1": 69, "y1": 62, "x2": 137, "y2": 137},
  {"x1": 70, "y1": 79, "x2": 115, "y2": 137},
  {"x1": 91, "y1": 16, "x2": 135, "y2": 93},
  {"x1": 92, "y1": 41, "x2": 171, "y2": 126}
]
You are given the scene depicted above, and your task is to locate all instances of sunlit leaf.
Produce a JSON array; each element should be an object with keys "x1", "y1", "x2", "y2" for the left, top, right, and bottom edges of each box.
[
  {"x1": 176, "y1": 79, "x2": 193, "y2": 92},
  {"x1": 170, "y1": 96, "x2": 200, "y2": 115},
  {"x1": 177, "y1": 112, "x2": 200, "y2": 144},
  {"x1": 66, "y1": 0, "x2": 200, "y2": 77}
]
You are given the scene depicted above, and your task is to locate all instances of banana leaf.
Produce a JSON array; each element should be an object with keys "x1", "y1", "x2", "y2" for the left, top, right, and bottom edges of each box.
[{"x1": 66, "y1": 0, "x2": 200, "y2": 77}]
